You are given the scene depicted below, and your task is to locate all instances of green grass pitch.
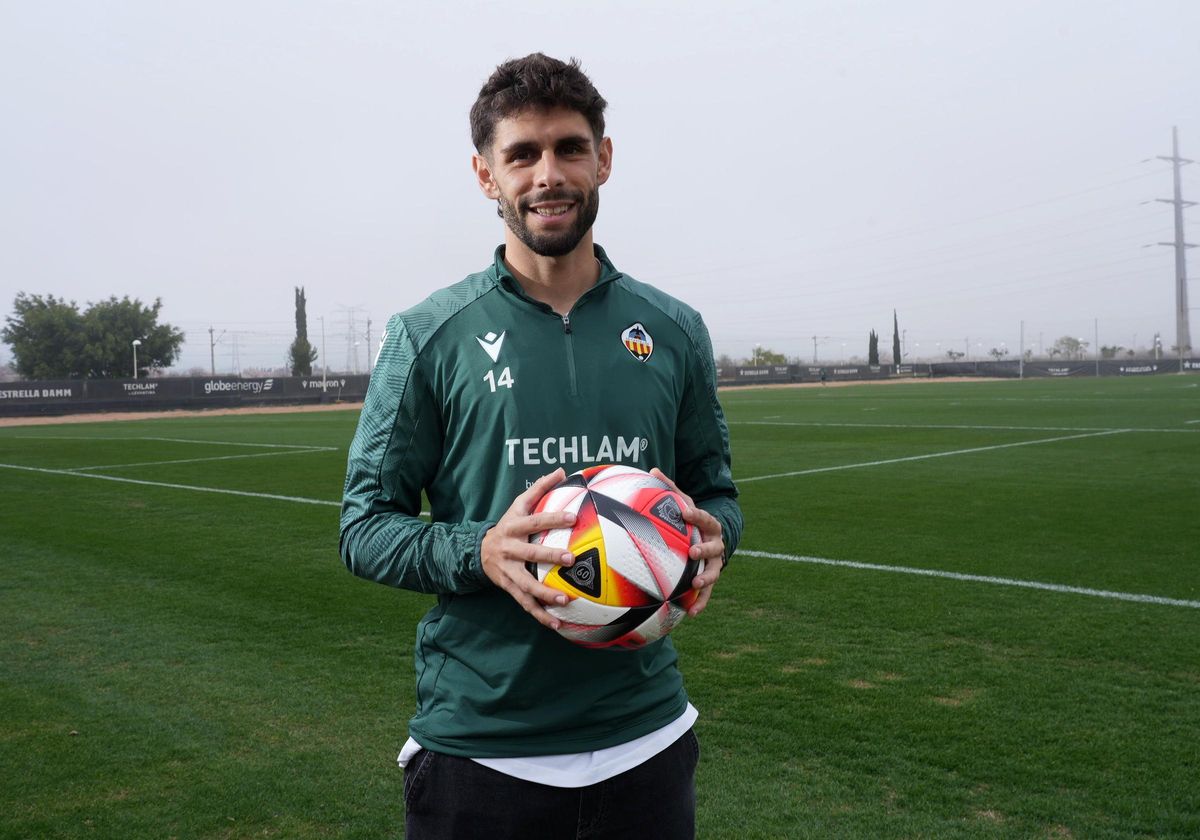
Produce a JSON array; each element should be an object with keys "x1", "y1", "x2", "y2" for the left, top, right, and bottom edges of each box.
[{"x1": 2, "y1": 375, "x2": 1198, "y2": 838}]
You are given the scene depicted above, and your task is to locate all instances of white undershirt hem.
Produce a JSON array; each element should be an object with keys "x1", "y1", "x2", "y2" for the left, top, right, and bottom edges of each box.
[{"x1": 397, "y1": 703, "x2": 698, "y2": 789}]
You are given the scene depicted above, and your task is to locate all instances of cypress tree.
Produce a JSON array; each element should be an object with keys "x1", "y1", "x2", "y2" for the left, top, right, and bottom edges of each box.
[
  {"x1": 892, "y1": 310, "x2": 902, "y2": 365},
  {"x1": 288, "y1": 287, "x2": 318, "y2": 376}
]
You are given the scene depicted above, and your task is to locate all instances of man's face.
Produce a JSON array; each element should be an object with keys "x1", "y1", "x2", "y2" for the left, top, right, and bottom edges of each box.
[{"x1": 473, "y1": 107, "x2": 612, "y2": 258}]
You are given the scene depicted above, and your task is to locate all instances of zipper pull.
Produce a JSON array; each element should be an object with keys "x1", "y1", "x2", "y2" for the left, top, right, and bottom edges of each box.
[{"x1": 561, "y1": 314, "x2": 572, "y2": 335}]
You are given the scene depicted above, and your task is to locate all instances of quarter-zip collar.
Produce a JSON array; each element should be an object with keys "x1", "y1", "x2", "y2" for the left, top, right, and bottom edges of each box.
[{"x1": 492, "y1": 244, "x2": 621, "y2": 311}]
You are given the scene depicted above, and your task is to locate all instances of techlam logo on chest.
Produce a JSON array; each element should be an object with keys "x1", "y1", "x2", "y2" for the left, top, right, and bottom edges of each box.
[{"x1": 504, "y1": 435, "x2": 649, "y2": 468}]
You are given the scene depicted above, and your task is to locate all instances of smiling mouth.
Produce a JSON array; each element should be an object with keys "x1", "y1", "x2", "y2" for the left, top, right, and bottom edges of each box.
[{"x1": 529, "y1": 202, "x2": 575, "y2": 218}]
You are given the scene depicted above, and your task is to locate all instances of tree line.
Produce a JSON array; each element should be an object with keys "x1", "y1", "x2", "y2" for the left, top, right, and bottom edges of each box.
[
  {"x1": 718, "y1": 307, "x2": 1159, "y2": 372},
  {"x1": 2, "y1": 294, "x2": 184, "y2": 379},
  {"x1": 3, "y1": 287, "x2": 320, "y2": 379}
]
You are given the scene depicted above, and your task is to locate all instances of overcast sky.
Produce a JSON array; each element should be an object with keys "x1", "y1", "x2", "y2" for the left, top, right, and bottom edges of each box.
[{"x1": 2, "y1": 0, "x2": 1198, "y2": 373}]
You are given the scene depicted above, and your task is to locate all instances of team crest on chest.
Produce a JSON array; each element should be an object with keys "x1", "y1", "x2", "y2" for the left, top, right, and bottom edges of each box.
[{"x1": 621, "y1": 322, "x2": 654, "y2": 362}]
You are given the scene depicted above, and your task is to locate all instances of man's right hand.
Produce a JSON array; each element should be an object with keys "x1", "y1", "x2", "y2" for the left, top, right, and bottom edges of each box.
[{"x1": 480, "y1": 468, "x2": 577, "y2": 630}]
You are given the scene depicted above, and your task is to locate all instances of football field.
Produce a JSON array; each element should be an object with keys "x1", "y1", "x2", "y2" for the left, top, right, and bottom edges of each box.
[{"x1": 2, "y1": 375, "x2": 1198, "y2": 838}]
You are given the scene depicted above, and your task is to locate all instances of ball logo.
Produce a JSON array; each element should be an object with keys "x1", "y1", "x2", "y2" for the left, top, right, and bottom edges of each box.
[
  {"x1": 651, "y1": 496, "x2": 688, "y2": 536},
  {"x1": 562, "y1": 548, "x2": 602, "y2": 597},
  {"x1": 621, "y1": 322, "x2": 654, "y2": 362}
]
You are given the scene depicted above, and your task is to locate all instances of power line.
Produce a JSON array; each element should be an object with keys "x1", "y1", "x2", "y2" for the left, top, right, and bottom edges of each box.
[{"x1": 644, "y1": 167, "x2": 1171, "y2": 284}]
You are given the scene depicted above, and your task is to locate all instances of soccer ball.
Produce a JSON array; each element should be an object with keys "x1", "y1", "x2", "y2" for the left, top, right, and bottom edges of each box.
[{"x1": 528, "y1": 464, "x2": 704, "y2": 649}]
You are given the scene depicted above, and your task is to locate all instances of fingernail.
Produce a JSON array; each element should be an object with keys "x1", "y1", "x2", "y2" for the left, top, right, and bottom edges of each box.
[
  {"x1": 563, "y1": 512, "x2": 576, "y2": 524},
  {"x1": 556, "y1": 595, "x2": 568, "y2": 605},
  {"x1": 561, "y1": 553, "x2": 574, "y2": 565},
  {"x1": 551, "y1": 620, "x2": 561, "y2": 630}
]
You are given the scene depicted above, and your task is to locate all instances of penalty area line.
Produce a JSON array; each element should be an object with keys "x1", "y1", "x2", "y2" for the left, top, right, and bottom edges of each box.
[
  {"x1": 0, "y1": 461, "x2": 341, "y2": 507},
  {"x1": 13, "y1": 434, "x2": 336, "y2": 450},
  {"x1": 738, "y1": 549, "x2": 1200, "y2": 610},
  {"x1": 0, "y1": 461, "x2": 431, "y2": 516},
  {"x1": 68, "y1": 449, "x2": 333, "y2": 472},
  {"x1": 737, "y1": 429, "x2": 1128, "y2": 483},
  {"x1": 731, "y1": 420, "x2": 1199, "y2": 434}
]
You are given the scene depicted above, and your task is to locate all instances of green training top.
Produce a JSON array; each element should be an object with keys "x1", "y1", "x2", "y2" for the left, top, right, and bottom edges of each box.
[{"x1": 339, "y1": 244, "x2": 742, "y2": 758}]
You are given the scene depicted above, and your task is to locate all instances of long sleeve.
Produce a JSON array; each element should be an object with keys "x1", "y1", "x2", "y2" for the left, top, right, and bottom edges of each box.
[
  {"x1": 338, "y1": 315, "x2": 492, "y2": 594},
  {"x1": 675, "y1": 312, "x2": 743, "y2": 561}
]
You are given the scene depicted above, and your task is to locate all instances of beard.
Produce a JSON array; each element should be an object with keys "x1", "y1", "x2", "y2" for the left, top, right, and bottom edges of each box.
[{"x1": 497, "y1": 186, "x2": 600, "y2": 258}]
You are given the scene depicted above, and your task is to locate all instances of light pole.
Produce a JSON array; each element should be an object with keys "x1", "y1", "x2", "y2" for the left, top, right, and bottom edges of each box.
[
  {"x1": 753, "y1": 344, "x2": 761, "y2": 367},
  {"x1": 208, "y1": 327, "x2": 225, "y2": 376},
  {"x1": 132, "y1": 339, "x2": 142, "y2": 379}
]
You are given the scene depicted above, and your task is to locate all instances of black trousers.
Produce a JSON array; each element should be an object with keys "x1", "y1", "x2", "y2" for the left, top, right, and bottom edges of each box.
[{"x1": 403, "y1": 729, "x2": 699, "y2": 840}]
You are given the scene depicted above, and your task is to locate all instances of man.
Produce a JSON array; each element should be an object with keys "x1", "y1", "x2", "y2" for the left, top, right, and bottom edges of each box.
[{"x1": 340, "y1": 53, "x2": 742, "y2": 838}]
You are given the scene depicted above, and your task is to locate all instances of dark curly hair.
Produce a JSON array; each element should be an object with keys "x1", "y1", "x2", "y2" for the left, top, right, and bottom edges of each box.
[{"x1": 470, "y1": 53, "x2": 607, "y2": 155}]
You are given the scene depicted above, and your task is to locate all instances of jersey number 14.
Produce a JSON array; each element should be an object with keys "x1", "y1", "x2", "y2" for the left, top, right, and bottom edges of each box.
[{"x1": 484, "y1": 367, "x2": 515, "y2": 392}]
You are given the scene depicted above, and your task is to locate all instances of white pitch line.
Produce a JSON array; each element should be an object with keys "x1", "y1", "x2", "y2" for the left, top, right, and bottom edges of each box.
[
  {"x1": 736, "y1": 429, "x2": 1128, "y2": 483},
  {"x1": 732, "y1": 420, "x2": 1198, "y2": 434},
  {"x1": 0, "y1": 461, "x2": 431, "y2": 516},
  {"x1": 0, "y1": 461, "x2": 341, "y2": 506},
  {"x1": 737, "y1": 549, "x2": 1200, "y2": 610},
  {"x1": 8, "y1": 457, "x2": 1186, "y2": 608},
  {"x1": 68, "y1": 449, "x2": 333, "y2": 472},
  {"x1": 12, "y1": 434, "x2": 334, "y2": 450},
  {"x1": 137, "y1": 436, "x2": 335, "y2": 450},
  {"x1": 1187, "y1": 420, "x2": 1200, "y2": 425}
]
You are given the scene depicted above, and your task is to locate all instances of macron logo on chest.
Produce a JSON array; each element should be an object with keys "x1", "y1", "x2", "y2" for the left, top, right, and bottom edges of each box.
[{"x1": 477, "y1": 331, "x2": 506, "y2": 363}]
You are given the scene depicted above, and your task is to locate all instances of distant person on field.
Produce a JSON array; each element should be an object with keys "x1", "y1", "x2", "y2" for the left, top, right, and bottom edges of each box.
[{"x1": 339, "y1": 53, "x2": 743, "y2": 838}]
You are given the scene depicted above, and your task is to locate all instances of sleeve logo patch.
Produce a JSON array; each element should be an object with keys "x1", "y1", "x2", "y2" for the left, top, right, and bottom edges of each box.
[{"x1": 621, "y1": 322, "x2": 654, "y2": 362}]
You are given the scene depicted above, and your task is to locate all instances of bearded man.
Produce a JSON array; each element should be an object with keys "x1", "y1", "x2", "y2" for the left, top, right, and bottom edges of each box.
[{"x1": 340, "y1": 53, "x2": 742, "y2": 839}]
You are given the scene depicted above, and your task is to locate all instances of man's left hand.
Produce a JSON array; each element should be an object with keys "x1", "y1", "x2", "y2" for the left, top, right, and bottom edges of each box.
[{"x1": 649, "y1": 468, "x2": 726, "y2": 617}]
